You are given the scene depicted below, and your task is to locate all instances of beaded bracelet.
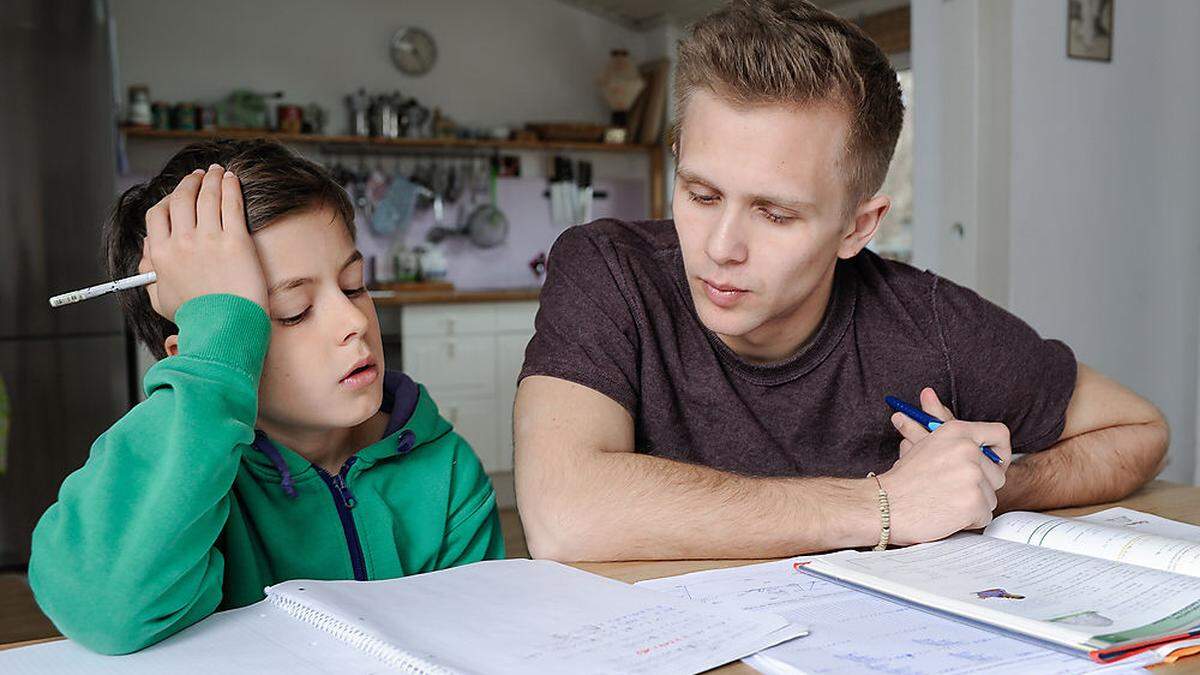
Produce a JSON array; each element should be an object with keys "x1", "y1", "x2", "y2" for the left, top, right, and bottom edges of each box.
[{"x1": 866, "y1": 472, "x2": 891, "y2": 551}]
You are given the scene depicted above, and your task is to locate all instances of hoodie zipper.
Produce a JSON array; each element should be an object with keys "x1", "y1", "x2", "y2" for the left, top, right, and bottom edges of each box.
[{"x1": 313, "y1": 456, "x2": 368, "y2": 581}]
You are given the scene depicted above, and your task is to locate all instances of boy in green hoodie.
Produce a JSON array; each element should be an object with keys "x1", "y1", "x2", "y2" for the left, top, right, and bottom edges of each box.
[{"x1": 29, "y1": 140, "x2": 505, "y2": 655}]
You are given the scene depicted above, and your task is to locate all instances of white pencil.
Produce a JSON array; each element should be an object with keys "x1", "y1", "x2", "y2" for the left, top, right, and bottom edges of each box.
[{"x1": 49, "y1": 271, "x2": 157, "y2": 308}]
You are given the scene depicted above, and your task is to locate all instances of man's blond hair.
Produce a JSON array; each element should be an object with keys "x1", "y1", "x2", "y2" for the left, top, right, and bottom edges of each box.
[{"x1": 672, "y1": 0, "x2": 905, "y2": 212}]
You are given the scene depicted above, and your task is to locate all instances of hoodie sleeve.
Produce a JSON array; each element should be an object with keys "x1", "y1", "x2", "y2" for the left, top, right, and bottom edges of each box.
[
  {"x1": 28, "y1": 294, "x2": 269, "y2": 654},
  {"x1": 435, "y1": 434, "x2": 505, "y2": 567}
]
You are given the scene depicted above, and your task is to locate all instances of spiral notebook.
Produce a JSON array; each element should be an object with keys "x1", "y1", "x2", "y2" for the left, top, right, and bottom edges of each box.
[{"x1": 1, "y1": 559, "x2": 805, "y2": 674}]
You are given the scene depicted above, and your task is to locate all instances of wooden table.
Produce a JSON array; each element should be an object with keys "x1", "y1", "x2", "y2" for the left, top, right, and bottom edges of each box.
[
  {"x1": 4, "y1": 480, "x2": 1200, "y2": 672},
  {"x1": 573, "y1": 480, "x2": 1200, "y2": 673}
]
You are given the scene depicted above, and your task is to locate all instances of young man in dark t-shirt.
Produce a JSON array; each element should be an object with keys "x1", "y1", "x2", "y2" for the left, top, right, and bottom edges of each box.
[{"x1": 515, "y1": 0, "x2": 1168, "y2": 561}]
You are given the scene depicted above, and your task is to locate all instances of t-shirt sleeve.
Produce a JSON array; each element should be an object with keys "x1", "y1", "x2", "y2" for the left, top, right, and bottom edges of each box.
[
  {"x1": 933, "y1": 276, "x2": 1078, "y2": 453},
  {"x1": 518, "y1": 224, "x2": 640, "y2": 414}
]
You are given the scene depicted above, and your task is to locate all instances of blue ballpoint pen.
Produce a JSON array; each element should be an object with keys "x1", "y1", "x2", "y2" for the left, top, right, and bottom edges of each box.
[{"x1": 885, "y1": 395, "x2": 1004, "y2": 465}]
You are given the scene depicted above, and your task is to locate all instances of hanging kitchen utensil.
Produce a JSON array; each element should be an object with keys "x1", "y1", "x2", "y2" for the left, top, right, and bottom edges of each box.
[
  {"x1": 370, "y1": 170, "x2": 420, "y2": 237},
  {"x1": 412, "y1": 158, "x2": 435, "y2": 210},
  {"x1": 463, "y1": 161, "x2": 509, "y2": 248},
  {"x1": 444, "y1": 159, "x2": 464, "y2": 203},
  {"x1": 427, "y1": 158, "x2": 504, "y2": 247}
]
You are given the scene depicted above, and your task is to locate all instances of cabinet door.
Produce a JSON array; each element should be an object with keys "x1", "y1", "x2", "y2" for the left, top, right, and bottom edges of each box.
[
  {"x1": 439, "y1": 397, "x2": 502, "y2": 473},
  {"x1": 494, "y1": 301, "x2": 539, "y2": 332},
  {"x1": 402, "y1": 335, "x2": 496, "y2": 397},
  {"x1": 402, "y1": 304, "x2": 496, "y2": 338},
  {"x1": 494, "y1": 332, "x2": 533, "y2": 472}
]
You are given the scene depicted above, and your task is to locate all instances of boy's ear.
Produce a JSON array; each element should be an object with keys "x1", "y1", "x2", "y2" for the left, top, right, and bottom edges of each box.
[{"x1": 163, "y1": 335, "x2": 179, "y2": 358}]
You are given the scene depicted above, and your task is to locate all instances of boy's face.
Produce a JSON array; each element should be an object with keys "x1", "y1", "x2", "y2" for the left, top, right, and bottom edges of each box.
[
  {"x1": 672, "y1": 90, "x2": 884, "y2": 361},
  {"x1": 251, "y1": 208, "x2": 384, "y2": 432}
]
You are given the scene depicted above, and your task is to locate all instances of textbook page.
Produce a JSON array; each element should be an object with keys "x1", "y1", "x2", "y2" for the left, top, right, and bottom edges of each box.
[
  {"x1": 636, "y1": 558, "x2": 1153, "y2": 674},
  {"x1": 803, "y1": 534, "x2": 1200, "y2": 652},
  {"x1": 984, "y1": 510, "x2": 1200, "y2": 577},
  {"x1": 266, "y1": 558, "x2": 805, "y2": 675},
  {"x1": 1079, "y1": 507, "x2": 1200, "y2": 540}
]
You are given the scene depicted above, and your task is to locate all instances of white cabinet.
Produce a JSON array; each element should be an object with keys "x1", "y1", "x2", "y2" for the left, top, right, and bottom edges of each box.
[
  {"x1": 439, "y1": 397, "x2": 502, "y2": 473},
  {"x1": 400, "y1": 301, "x2": 537, "y2": 473},
  {"x1": 402, "y1": 335, "x2": 495, "y2": 398}
]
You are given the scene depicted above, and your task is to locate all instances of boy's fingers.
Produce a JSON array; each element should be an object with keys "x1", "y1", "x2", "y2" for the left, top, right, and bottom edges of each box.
[
  {"x1": 196, "y1": 164, "x2": 224, "y2": 232},
  {"x1": 144, "y1": 197, "x2": 171, "y2": 245},
  {"x1": 220, "y1": 170, "x2": 247, "y2": 234},
  {"x1": 168, "y1": 169, "x2": 204, "y2": 237}
]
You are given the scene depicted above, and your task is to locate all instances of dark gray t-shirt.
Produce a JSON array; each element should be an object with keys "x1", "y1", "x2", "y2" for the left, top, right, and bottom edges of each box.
[{"x1": 519, "y1": 219, "x2": 1077, "y2": 478}]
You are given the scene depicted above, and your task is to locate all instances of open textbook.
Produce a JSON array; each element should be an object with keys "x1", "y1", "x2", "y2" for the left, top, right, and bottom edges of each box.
[
  {"x1": 0, "y1": 559, "x2": 804, "y2": 674},
  {"x1": 801, "y1": 507, "x2": 1200, "y2": 664},
  {"x1": 637, "y1": 557, "x2": 1157, "y2": 674}
]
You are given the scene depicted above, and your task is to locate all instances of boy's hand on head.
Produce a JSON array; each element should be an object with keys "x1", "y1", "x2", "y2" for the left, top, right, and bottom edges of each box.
[{"x1": 143, "y1": 165, "x2": 268, "y2": 321}]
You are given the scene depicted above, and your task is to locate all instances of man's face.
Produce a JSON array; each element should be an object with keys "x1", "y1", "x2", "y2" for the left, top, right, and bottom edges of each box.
[
  {"x1": 252, "y1": 208, "x2": 385, "y2": 432},
  {"x1": 673, "y1": 90, "x2": 868, "y2": 361}
]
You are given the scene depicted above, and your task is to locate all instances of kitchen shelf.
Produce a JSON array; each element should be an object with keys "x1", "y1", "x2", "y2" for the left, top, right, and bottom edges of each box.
[
  {"x1": 119, "y1": 126, "x2": 667, "y2": 218},
  {"x1": 118, "y1": 126, "x2": 656, "y2": 154}
]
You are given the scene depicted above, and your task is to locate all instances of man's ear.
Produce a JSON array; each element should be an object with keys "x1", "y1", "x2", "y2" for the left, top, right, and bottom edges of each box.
[
  {"x1": 837, "y1": 193, "x2": 891, "y2": 260},
  {"x1": 163, "y1": 335, "x2": 179, "y2": 358}
]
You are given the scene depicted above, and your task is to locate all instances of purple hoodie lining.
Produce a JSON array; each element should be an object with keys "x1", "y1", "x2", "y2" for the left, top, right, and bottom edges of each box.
[{"x1": 252, "y1": 370, "x2": 421, "y2": 497}]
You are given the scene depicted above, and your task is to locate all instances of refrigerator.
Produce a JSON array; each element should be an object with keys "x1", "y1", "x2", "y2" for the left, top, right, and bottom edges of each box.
[{"x1": 0, "y1": 0, "x2": 132, "y2": 568}]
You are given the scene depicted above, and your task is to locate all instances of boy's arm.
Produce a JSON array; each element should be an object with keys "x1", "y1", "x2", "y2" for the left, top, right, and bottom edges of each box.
[
  {"x1": 28, "y1": 294, "x2": 269, "y2": 654},
  {"x1": 435, "y1": 434, "x2": 505, "y2": 567},
  {"x1": 29, "y1": 166, "x2": 270, "y2": 654}
]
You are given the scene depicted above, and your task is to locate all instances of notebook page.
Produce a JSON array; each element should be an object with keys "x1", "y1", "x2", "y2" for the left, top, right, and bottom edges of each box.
[
  {"x1": 803, "y1": 534, "x2": 1200, "y2": 652},
  {"x1": 0, "y1": 602, "x2": 387, "y2": 674},
  {"x1": 984, "y1": 511, "x2": 1200, "y2": 576},
  {"x1": 637, "y1": 558, "x2": 1154, "y2": 674},
  {"x1": 265, "y1": 558, "x2": 805, "y2": 675}
]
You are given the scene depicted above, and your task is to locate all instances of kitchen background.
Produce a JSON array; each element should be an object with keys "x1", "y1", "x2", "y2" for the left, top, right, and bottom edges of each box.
[
  {"x1": 11, "y1": 0, "x2": 1199, "y2": 649},
  {"x1": 1, "y1": 0, "x2": 908, "y2": 645},
  {"x1": 2, "y1": 0, "x2": 916, "y2": 576}
]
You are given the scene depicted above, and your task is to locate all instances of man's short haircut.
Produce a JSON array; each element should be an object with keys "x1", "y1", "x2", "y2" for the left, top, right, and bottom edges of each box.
[
  {"x1": 105, "y1": 139, "x2": 355, "y2": 359},
  {"x1": 672, "y1": 0, "x2": 905, "y2": 213}
]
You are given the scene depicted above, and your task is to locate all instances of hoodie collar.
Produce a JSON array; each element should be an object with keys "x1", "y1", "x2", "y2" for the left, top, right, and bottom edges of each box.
[{"x1": 249, "y1": 370, "x2": 431, "y2": 496}]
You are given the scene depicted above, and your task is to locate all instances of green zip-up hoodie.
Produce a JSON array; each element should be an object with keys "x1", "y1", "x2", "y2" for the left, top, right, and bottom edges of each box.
[{"x1": 29, "y1": 294, "x2": 504, "y2": 654}]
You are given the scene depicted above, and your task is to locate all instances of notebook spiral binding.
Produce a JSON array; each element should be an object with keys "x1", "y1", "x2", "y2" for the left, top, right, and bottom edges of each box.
[{"x1": 266, "y1": 591, "x2": 456, "y2": 674}]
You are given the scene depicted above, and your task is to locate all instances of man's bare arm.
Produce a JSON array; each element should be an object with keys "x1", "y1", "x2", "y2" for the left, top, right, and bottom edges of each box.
[
  {"x1": 515, "y1": 376, "x2": 1009, "y2": 562},
  {"x1": 994, "y1": 363, "x2": 1169, "y2": 512}
]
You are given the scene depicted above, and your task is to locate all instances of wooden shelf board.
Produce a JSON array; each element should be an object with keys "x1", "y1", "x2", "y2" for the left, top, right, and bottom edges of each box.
[{"x1": 119, "y1": 126, "x2": 656, "y2": 154}]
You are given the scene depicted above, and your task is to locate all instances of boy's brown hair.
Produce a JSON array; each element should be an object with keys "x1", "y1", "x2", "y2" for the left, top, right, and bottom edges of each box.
[
  {"x1": 106, "y1": 139, "x2": 355, "y2": 359},
  {"x1": 672, "y1": 0, "x2": 904, "y2": 212}
]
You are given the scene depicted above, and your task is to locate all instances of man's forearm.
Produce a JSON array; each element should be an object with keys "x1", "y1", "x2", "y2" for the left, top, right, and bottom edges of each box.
[
  {"x1": 519, "y1": 450, "x2": 881, "y2": 561},
  {"x1": 996, "y1": 420, "x2": 1169, "y2": 513}
]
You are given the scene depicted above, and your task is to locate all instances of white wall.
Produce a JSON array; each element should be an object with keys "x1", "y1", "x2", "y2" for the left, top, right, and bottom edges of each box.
[
  {"x1": 1008, "y1": 0, "x2": 1200, "y2": 484},
  {"x1": 910, "y1": 0, "x2": 942, "y2": 273},
  {"x1": 914, "y1": 0, "x2": 1200, "y2": 484},
  {"x1": 110, "y1": 0, "x2": 646, "y2": 134}
]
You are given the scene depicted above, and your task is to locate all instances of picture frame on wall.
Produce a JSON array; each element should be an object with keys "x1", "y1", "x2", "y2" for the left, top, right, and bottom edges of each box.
[{"x1": 1067, "y1": 0, "x2": 1113, "y2": 62}]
